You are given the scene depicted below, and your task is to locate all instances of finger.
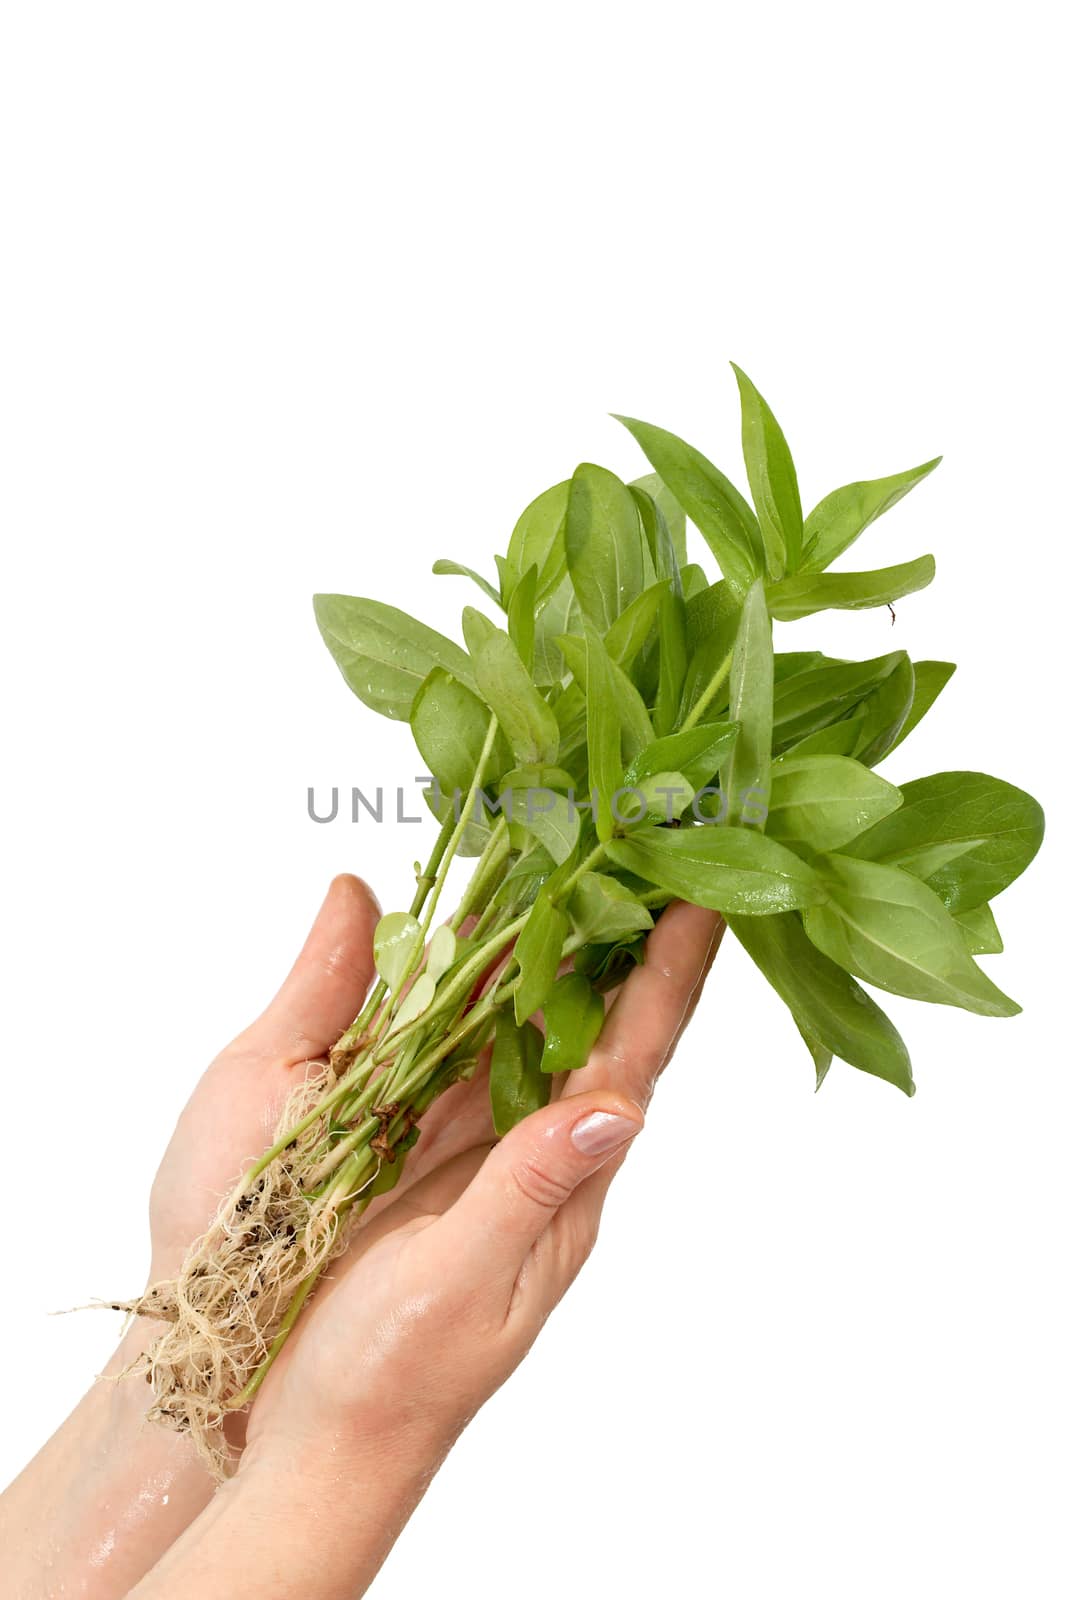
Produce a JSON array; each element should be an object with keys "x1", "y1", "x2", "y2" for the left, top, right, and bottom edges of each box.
[
  {"x1": 244, "y1": 874, "x2": 381, "y2": 1066},
  {"x1": 563, "y1": 901, "x2": 724, "y2": 1109},
  {"x1": 510, "y1": 1149, "x2": 627, "y2": 1318},
  {"x1": 429, "y1": 1090, "x2": 643, "y2": 1285}
]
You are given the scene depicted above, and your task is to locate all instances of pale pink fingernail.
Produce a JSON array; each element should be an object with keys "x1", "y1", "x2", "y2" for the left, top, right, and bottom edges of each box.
[{"x1": 571, "y1": 1111, "x2": 642, "y2": 1157}]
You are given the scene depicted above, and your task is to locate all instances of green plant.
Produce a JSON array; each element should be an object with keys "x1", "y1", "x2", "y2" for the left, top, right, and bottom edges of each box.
[{"x1": 127, "y1": 365, "x2": 1043, "y2": 1471}]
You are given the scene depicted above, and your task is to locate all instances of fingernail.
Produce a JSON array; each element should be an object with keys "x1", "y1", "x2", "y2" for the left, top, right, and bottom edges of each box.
[{"x1": 571, "y1": 1111, "x2": 642, "y2": 1157}]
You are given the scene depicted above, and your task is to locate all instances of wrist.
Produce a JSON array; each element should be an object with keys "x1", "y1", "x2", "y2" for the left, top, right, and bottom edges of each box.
[
  {"x1": 0, "y1": 1319, "x2": 216, "y2": 1600},
  {"x1": 129, "y1": 1426, "x2": 448, "y2": 1600}
]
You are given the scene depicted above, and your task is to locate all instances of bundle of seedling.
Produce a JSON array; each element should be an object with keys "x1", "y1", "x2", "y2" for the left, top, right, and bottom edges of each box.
[{"x1": 124, "y1": 366, "x2": 1043, "y2": 1473}]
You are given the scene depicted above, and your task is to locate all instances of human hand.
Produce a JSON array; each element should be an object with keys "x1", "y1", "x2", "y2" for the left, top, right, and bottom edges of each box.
[
  {"x1": 127, "y1": 893, "x2": 724, "y2": 1599},
  {"x1": 0, "y1": 877, "x2": 721, "y2": 1600}
]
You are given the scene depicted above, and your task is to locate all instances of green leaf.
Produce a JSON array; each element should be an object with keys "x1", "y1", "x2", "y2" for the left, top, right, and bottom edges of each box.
[
  {"x1": 800, "y1": 456, "x2": 941, "y2": 573},
  {"x1": 425, "y1": 925, "x2": 458, "y2": 983},
  {"x1": 391, "y1": 971, "x2": 436, "y2": 1031},
  {"x1": 411, "y1": 667, "x2": 503, "y2": 804},
  {"x1": 497, "y1": 765, "x2": 575, "y2": 792},
  {"x1": 462, "y1": 605, "x2": 497, "y2": 657},
  {"x1": 844, "y1": 771, "x2": 1045, "y2": 913},
  {"x1": 411, "y1": 667, "x2": 503, "y2": 811},
  {"x1": 766, "y1": 556, "x2": 935, "y2": 621},
  {"x1": 655, "y1": 593, "x2": 687, "y2": 737},
  {"x1": 573, "y1": 932, "x2": 648, "y2": 993},
  {"x1": 532, "y1": 577, "x2": 583, "y2": 686},
  {"x1": 557, "y1": 634, "x2": 654, "y2": 766},
  {"x1": 314, "y1": 594, "x2": 477, "y2": 723},
  {"x1": 494, "y1": 555, "x2": 519, "y2": 609},
  {"x1": 471, "y1": 624, "x2": 560, "y2": 766},
  {"x1": 724, "y1": 579, "x2": 774, "y2": 826},
  {"x1": 613, "y1": 415, "x2": 761, "y2": 596},
  {"x1": 584, "y1": 630, "x2": 624, "y2": 843},
  {"x1": 622, "y1": 771, "x2": 695, "y2": 823},
  {"x1": 606, "y1": 825, "x2": 827, "y2": 914},
  {"x1": 630, "y1": 467, "x2": 687, "y2": 569},
  {"x1": 492, "y1": 845, "x2": 554, "y2": 916},
  {"x1": 565, "y1": 463, "x2": 646, "y2": 634},
  {"x1": 603, "y1": 581, "x2": 667, "y2": 670},
  {"x1": 514, "y1": 887, "x2": 568, "y2": 1024},
  {"x1": 767, "y1": 755, "x2": 902, "y2": 851},
  {"x1": 882, "y1": 837, "x2": 987, "y2": 884},
  {"x1": 954, "y1": 902, "x2": 1003, "y2": 956},
  {"x1": 631, "y1": 483, "x2": 687, "y2": 736},
  {"x1": 800, "y1": 1023, "x2": 834, "y2": 1091},
  {"x1": 680, "y1": 580, "x2": 742, "y2": 726},
  {"x1": 507, "y1": 564, "x2": 538, "y2": 673},
  {"x1": 731, "y1": 363, "x2": 803, "y2": 577},
  {"x1": 490, "y1": 1010, "x2": 550, "y2": 1134},
  {"x1": 772, "y1": 652, "x2": 906, "y2": 752},
  {"x1": 681, "y1": 563, "x2": 709, "y2": 598},
  {"x1": 782, "y1": 719, "x2": 865, "y2": 760},
  {"x1": 803, "y1": 854, "x2": 1020, "y2": 1017},
  {"x1": 729, "y1": 912, "x2": 914, "y2": 1095},
  {"x1": 629, "y1": 471, "x2": 687, "y2": 566},
  {"x1": 627, "y1": 722, "x2": 738, "y2": 788},
  {"x1": 884, "y1": 660, "x2": 956, "y2": 756},
  {"x1": 373, "y1": 911, "x2": 422, "y2": 991},
  {"x1": 506, "y1": 480, "x2": 570, "y2": 601},
  {"x1": 542, "y1": 973, "x2": 606, "y2": 1073},
  {"x1": 569, "y1": 872, "x2": 654, "y2": 943},
  {"x1": 774, "y1": 651, "x2": 843, "y2": 682},
  {"x1": 508, "y1": 786, "x2": 580, "y2": 865},
  {"x1": 432, "y1": 559, "x2": 501, "y2": 607},
  {"x1": 851, "y1": 655, "x2": 916, "y2": 767}
]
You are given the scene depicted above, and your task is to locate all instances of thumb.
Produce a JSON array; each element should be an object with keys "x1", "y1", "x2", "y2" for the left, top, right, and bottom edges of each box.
[
  {"x1": 244, "y1": 874, "x2": 380, "y2": 1065},
  {"x1": 433, "y1": 1091, "x2": 644, "y2": 1282}
]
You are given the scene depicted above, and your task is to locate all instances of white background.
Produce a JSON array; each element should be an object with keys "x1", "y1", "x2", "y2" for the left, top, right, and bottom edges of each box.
[{"x1": 1, "y1": 4, "x2": 1063, "y2": 1595}]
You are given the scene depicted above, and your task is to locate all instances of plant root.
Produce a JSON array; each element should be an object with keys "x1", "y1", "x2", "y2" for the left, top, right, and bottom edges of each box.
[{"x1": 122, "y1": 1075, "x2": 355, "y2": 1479}]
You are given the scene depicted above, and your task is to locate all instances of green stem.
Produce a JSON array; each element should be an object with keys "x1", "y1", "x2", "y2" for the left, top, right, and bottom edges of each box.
[
  {"x1": 417, "y1": 715, "x2": 500, "y2": 934},
  {"x1": 245, "y1": 1055, "x2": 377, "y2": 1184},
  {"x1": 353, "y1": 716, "x2": 503, "y2": 1060},
  {"x1": 374, "y1": 912, "x2": 526, "y2": 1061},
  {"x1": 334, "y1": 810, "x2": 459, "y2": 1058},
  {"x1": 226, "y1": 1138, "x2": 378, "y2": 1405},
  {"x1": 680, "y1": 651, "x2": 733, "y2": 732},
  {"x1": 450, "y1": 813, "x2": 510, "y2": 931},
  {"x1": 230, "y1": 964, "x2": 528, "y2": 1403},
  {"x1": 469, "y1": 899, "x2": 502, "y2": 942},
  {"x1": 556, "y1": 841, "x2": 608, "y2": 899},
  {"x1": 225, "y1": 1252, "x2": 329, "y2": 1409}
]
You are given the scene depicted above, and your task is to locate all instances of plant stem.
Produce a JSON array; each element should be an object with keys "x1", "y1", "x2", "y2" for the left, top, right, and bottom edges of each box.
[
  {"x1": 374, "y1": 912, "x2": 526, "y2": 1060},
  {"x1": 245, "y1": 1056, "x2": 377, "y2": 1184},
  {"x1": 417, "y1": 715, "x2": 500, "y2": 935},
  {"x1": 333, "y1": 811, "x2": 460, "y2": 1060},
  {"x1": 557, "y1": 841, "x2": 608, "y2": 898},
  {"x1": 680, "y1": 652, "x2": 733, "y2": 732},
  {"x1": 224, "y1": 1255, "x2": 330, "y2": 1410},
  {"x1": 347, "y1": 716, "x2": 502, "y2": 1063},
  {"x1": 450, "y1": 813, "x2": 510, "y2": 931}
]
